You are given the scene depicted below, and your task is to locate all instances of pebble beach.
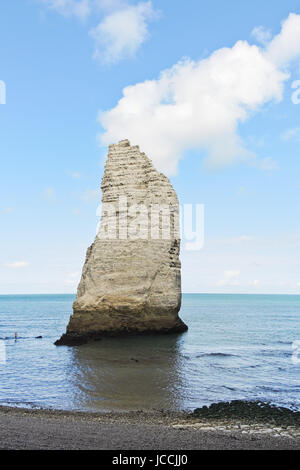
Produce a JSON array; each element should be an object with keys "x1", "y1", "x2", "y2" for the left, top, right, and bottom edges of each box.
[{"x1": 1, "y1": 404, "x2": 300, "y2": 450}]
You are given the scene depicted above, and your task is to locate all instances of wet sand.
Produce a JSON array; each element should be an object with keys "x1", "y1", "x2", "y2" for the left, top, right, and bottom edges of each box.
[{"x1": 0, "y1": 406, "x2": 300, "y2": 450}]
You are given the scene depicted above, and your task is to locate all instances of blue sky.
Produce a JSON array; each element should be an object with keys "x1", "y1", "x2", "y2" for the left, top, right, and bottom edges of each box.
[{"x1": 0, "y1": 0, "x2": 300, "y2": 294}]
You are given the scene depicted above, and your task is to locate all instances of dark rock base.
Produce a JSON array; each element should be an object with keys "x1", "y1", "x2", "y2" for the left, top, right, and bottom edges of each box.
[
  {"x1": 54, "y1": 334, "x2": 88, "y2": 346},
  {"x1": 191, "y1": 400, "x2": 300, "y2": 427},
  {"x1": 54, "y1": 322, "x2": 188, "y2": 346}
]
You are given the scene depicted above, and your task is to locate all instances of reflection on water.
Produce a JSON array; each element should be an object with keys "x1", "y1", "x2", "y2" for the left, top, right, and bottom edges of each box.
[{"x1": 68, "y1": 334, "x2": 186, "y2": 411}]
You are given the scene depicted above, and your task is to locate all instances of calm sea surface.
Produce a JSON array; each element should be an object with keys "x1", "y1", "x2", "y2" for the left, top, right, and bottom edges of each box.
[{"x1": 0, "y1": 294, "x2": 299, "y2": 412}]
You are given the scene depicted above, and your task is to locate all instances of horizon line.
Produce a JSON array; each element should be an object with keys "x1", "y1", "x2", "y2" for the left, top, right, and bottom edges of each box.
[{"x1": 0, "y1": 292, "x2": 299, "y2": 297}]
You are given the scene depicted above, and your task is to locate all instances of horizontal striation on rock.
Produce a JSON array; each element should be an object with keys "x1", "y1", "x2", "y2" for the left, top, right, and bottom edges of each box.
[{"x1": 55, "y1": 139, "x2": 187, "y2": 346}]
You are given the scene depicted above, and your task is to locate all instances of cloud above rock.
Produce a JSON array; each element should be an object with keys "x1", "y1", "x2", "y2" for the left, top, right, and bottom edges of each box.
[
  {"x1": 4, "y1": 261, "x2": 29, "y2": 269},
  {"x1": 39, "y1": 0, "x2": 91, "y2": 19},
  {"x1": 99, "y1": 14, "x2": 300, "y2": 175},
  {"x1": 90, "y1": 1, "x2": 158, "y2": 64},
  {"x1": 39, "y1": 0, "x2": 159, "y2": 63}
]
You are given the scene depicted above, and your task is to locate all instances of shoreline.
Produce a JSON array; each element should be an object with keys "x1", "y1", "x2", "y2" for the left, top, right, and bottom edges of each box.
[{"x1": 1, "y1": 404, "x2": 300, "y2": 450}]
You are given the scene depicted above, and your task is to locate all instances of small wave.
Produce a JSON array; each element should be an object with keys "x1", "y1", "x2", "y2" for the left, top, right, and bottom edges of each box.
[
  {"x1": 0, "y1": 336, "x2": 43, "y2": 340},
  {"x1": 259, "y1": 385, "x2": 300, "y2": 393},
  {"x1": 241, "y1": 364, "x2": 261, "y2": 369},
  {"x1": 0, "y1": 399, "x2": 42, "y2": 409},
  {"x1": 259, "y1": 349, "x2": 291, "y2": 358},
  {"x1": 196, "y1": 352, "x2": 238, "y2": 358}
]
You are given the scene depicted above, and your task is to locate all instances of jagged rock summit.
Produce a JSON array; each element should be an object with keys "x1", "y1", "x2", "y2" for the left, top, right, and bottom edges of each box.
[{"x1": 55, "y1": 139, "x2": 187, "y2": 346}]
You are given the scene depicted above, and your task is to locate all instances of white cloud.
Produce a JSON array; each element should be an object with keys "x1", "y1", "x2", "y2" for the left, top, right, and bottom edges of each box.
[
  {"x1": 181, "y1": 234, "x2": 300, "y2": 294},
  {"x1": 99, "y1": 42, "x2": 289, "y2": 174},
  {"x1": 90, "y1": 1, "x2": 158, "y2": 64},
  {"x1": 3, "y1": 207, "x2": 14, "y2": 214},
  {"x1": 39, "y1": 1, "x2": 159, "y2": 64},
  {"x1": 218, "y1": 235, "x2": 254, "y2": 244},
  {"x1": 82, "y1": 188, "x2": 100, "y2": 201},
  {"x1": 40, "y1": 0, "x2": 129, "y2": 18},
  {"x1": 237, "y1": 235, "x2": 253, "y2": 242},
  {"x1": 40, "y1": 0, "x2": 91, "y2": 19},
  {"x1": 251, "y1": 279, "x2": 259, "y2": 286},
  {"x1": 281, "y1": 126, "x2": 300, "y2": 141},
  {"x1": 65, "y1": 271, "x2": 80, "y2": 285},
  {"x1": 66, "y1": 170, "x2": 83, "y2": 179},
  {"x1": 237, "y1": 186, "x2": 246, "y2": 196},
  {"x1": 72, "y1": 208, "x2": 81, "y2": 215},
  {"x1": 4, "y1": 261, "x2": 29, "y2": 269},
  {"x1": 99, "y1": 13, "x2": 300, "y2": 174},
  {"x1": 258, "y1": 157, "x2": 279, "y2": 171},
  {"x1": 43, "y1": 187, "x2": 55, "y2": 200},
  {"x1": 265, "y1": 13, "x2": 300, "y2": 67},
  {"x1": 217, "y1": 270, "x2": 240, "y2": 287},
  {"x1": 93, "y1": 0, "x2": 128, "y2": 12},
  {"x1": 251, "y1": 26, "x2": 272, "y2": 46}
]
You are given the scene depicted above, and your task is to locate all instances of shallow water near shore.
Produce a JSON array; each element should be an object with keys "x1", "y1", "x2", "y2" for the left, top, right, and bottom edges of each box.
[{"x1": 0, "y1": 293, "x2": 299, "y2": 412}]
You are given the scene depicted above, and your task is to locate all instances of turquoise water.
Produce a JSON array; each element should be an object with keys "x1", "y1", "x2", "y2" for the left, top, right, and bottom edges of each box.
[{"x1": 0, "y1": 294, "x2": 299, "y2": 412}]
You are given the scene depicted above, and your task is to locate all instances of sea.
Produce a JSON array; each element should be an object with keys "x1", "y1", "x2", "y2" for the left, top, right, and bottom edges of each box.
[{"x1": 0, "y1": 294, "x2": 299, "y2": 412}]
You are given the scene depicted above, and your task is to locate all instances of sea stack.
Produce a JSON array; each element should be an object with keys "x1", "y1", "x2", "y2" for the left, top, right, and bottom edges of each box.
[{"x1": 55, "y1": 140, "x2": 187, "y2": 345}]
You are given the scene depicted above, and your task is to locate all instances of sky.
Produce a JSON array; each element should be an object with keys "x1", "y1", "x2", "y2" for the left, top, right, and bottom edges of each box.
[{"x1": 0, "y1": 0, "x2": 300, "y2": 294}]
